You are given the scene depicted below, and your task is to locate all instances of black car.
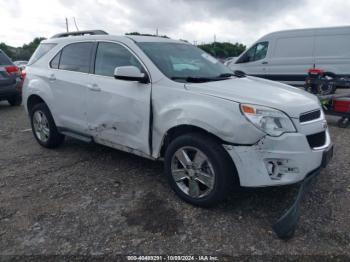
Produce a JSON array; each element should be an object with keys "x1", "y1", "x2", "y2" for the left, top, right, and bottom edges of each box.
[{"x1": 0, "y1": 49, "x2": 22, "y2": 106}]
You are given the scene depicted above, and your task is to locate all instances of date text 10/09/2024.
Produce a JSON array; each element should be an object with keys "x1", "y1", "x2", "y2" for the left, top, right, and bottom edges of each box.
[{"x1": 126, "y1": 255, "x2": 219, "y2": 261}]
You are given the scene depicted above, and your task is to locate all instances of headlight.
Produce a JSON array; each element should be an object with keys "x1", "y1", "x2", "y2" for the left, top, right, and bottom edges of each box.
[{"x1": 240, "y1": 104, "x2": 296, "y2": 137}]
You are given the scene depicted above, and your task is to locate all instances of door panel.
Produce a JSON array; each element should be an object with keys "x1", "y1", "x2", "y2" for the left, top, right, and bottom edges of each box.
[
  {"x1": 49, "y1": 42, "x2": 95, "y2": 132},
  {"x1": 265, "y1": 36, "x2": 315, "y2": 84},
  {"x1": 50, "y1": 70, "x2": 88, "y2": 132},
  {"x1": 314, "y1": 34, "x2": 350, "y2": 75},
  {"x1": 264, "y1": 57, "x2": 314, "y2": 84},
  {"x1": 235, "y1": 60, "x2": 268, "y2": 75},
  {"x1": 86, "y1": 76, "x2": 151, "y2": 154},
  {"x1": 86, "y1": 42, "x2": 151, "y2": 155},
  {"x1": 266, "y1": 57, "x2": 314, "y2": 76}
]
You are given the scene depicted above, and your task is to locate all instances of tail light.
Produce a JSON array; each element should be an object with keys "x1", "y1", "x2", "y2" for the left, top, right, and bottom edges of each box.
[
  {"x1": 308, "y1": 68, "x2": 324, "y2": 75},
  {"x1": 21, "y1": 69, "x2": 26, "y2": 81},
  {"x1": 333, "y1": 98, "x2": 350, "y2": 113},
  {"x1": 5, "y1": 66, "x2": 20, "y2": 75},
  {"x1": 5, "y1": 66, "x2": 23, "y2": 92},
  {"x1": 17, "y1": 69, "x2": 26, "y2": 92}
]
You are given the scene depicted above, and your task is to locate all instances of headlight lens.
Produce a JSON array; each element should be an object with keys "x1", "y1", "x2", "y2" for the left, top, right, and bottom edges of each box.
[{"x1": 240, "y1": 104, "x2": 296, "y2": 136}]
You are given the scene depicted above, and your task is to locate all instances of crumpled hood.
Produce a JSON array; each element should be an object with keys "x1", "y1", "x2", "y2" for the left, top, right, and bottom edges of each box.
[{"x1": 186, "y1": 76, "x2": 320, "y2": 118}]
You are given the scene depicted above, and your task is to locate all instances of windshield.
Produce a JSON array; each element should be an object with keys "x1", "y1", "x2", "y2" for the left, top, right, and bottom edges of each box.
[{"x1": 137, "y1": 42, "x2": 233, "y2": 82}]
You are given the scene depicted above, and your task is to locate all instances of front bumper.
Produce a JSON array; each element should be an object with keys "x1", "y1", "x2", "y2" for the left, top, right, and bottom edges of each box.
[
  {"x1": 225, "y1": 129, "x2": 332, "y2": 187},
  {"x1": 273, "y1": 166, "x2": 322, "y2": 239}
]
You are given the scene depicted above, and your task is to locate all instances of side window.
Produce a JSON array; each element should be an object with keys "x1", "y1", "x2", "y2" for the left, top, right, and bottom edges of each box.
[
  {"x1": 94, "y1": 42, "x2": 143, "y2": 77},
  {"x1": 254, "y1": 42, "x2": 268, "y2": 61},
  {"x1": 59, "y1": 42, "x2": 94, "y2": 73},
  {"x1": 236, "y1": 42, "x2": 268, "y2": 63},
  {"x1": 50, "y1": 51, "x2": 61, "y2": 69},
  {"x1": 236, "y1": 45, "x2": 256, "y2": 63}
]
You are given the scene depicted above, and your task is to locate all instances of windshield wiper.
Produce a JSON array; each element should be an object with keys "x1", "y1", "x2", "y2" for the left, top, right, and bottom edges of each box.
[
  {"x1": 233, "y1": 71, "x2": 246, "y2": 78},
  {"x1": 217, "y1": 72, "x2": 246, "y2": 78},
  {"x1": 217, "y1": 73, "x2": 235, "y2": 78},
  {"x1": 171, "y1": 75, "x2": 234, "y2": 83},
  {"x1": 171, "y1": 76, "x2": 220, "y2": 83}
]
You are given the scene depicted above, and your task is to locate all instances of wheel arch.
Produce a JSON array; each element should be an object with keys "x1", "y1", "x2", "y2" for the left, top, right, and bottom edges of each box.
[
  {"x1": 159, "y1": 124, "x2": 233, "y2": 160},
  {"x1": 27, "y1": 94, "x2": 47, "y2": 114},
  {"x1": 161, "y1": 124, "x2": 241, "y2": 187}
]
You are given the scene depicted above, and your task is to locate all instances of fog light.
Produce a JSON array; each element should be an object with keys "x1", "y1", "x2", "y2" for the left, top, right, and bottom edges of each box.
[{"x1": 264, "y1": 159, "x2": 299, "y2": 180}]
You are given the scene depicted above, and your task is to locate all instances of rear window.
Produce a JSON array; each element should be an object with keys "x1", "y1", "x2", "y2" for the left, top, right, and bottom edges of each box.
[
  {"x1": 28, "y1": 43, "x2": 57, "y2": 65},
  {"x1": 0, "y1": 50, "x2": 12, "y2": 65}
]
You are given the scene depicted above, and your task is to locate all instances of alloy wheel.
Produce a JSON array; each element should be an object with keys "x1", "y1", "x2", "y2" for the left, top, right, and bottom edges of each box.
[
  {"x1": 171, "y1": 146, "x2": 215, "y2": 198},
  {"x1": 33, "y1": 110, "x2": 50, "y2": 143}
]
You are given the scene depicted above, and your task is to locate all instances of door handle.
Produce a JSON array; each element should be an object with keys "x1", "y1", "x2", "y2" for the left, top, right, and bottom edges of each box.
[
  {"x1": 48, "y1": 74, "x2": 56, "y2": 81},
  {"x1": 87, "y1": 84, "x2": 101, "y2": 92},
  {"x1": 262, "y1": 61, "x2": 268, "y2": 65}
]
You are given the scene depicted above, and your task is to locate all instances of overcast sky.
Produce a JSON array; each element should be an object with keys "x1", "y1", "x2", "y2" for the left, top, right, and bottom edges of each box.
[{"x1": 1, "y1": 0, "x2": 350, "y2": 47}]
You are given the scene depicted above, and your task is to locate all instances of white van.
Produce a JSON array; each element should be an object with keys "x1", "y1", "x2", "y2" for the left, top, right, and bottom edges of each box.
[{"x1": 229, "y1": 26, "x2": 350, "y2": 86}]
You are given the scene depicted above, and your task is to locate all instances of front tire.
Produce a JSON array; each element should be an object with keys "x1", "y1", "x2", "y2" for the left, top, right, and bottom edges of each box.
[
  {"x1": 164, "y1": 133, "x2": 238, "y2": 207},
  {"x1": 30, "y1": 103, "x2": 65, "y2": 148}
]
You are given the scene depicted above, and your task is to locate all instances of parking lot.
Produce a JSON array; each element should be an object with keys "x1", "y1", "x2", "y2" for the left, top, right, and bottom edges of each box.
[{"x1": 0, "y1": 102, "x2": 349, "y2": 257}]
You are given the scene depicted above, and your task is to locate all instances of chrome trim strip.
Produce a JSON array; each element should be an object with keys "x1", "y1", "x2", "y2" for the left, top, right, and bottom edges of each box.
[{"x1": 312, "y1": 129, "x2": 331, "y2": 151}]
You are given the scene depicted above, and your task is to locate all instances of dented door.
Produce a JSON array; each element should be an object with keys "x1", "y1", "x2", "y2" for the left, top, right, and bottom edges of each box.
[{"x1": 86, "y1": 42, "x2": 151, "y2": 155}]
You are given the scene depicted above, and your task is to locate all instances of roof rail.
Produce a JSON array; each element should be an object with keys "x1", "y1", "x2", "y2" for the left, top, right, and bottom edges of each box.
[{"x1": 51, "y1": 30, "x2": 108, "y2": 38}]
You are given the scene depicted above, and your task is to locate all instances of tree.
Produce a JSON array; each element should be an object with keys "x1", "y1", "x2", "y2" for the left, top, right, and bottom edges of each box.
[
  {"x1": 0, "y1": 43, "x2": 15, "y2": 58},
  {"x1": 0, "y1": 37, "x2": 46, "y2": 61},
  {"x1": 16, "y1": 37, "x2": 46, "y2": 60},
  {"x1": 197, "y1": 42, "x2": 246, "y2": 59}
]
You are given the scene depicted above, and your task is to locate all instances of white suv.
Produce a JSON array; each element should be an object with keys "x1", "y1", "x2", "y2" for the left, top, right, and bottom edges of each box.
[{"x1": 23, "y1": 31, "x2": 333, "y2": 207}]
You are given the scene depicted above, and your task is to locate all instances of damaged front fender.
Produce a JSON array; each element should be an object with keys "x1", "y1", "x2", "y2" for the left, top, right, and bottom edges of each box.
[{"x1": 151, "y1": 85, "x2": 265, "y2": 158}]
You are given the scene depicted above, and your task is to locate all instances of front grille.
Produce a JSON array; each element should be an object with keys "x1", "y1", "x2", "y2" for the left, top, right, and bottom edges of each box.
[
  {"x1": 300, "y1": 110, "x2": 321, "y2": 123},
  {"x1": 307, "y1": 131, "x2": 326, "y2": 148}
]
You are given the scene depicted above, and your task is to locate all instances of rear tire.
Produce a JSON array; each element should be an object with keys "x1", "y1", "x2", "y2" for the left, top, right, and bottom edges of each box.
[
  {"x1": 30, "y1": 103, "x2": 65, "y2": 148},
  {"x1": 7, "y1": 95, "x2": 22, "y2": 106},
  {"x1": 164, "y1": 133, "x2": 238, "y2": 207}
]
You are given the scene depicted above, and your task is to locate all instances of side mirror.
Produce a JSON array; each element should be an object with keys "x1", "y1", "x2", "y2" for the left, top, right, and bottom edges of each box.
[{"x1": 114, "y1": 66, "x2": 149, "y2": 84}]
